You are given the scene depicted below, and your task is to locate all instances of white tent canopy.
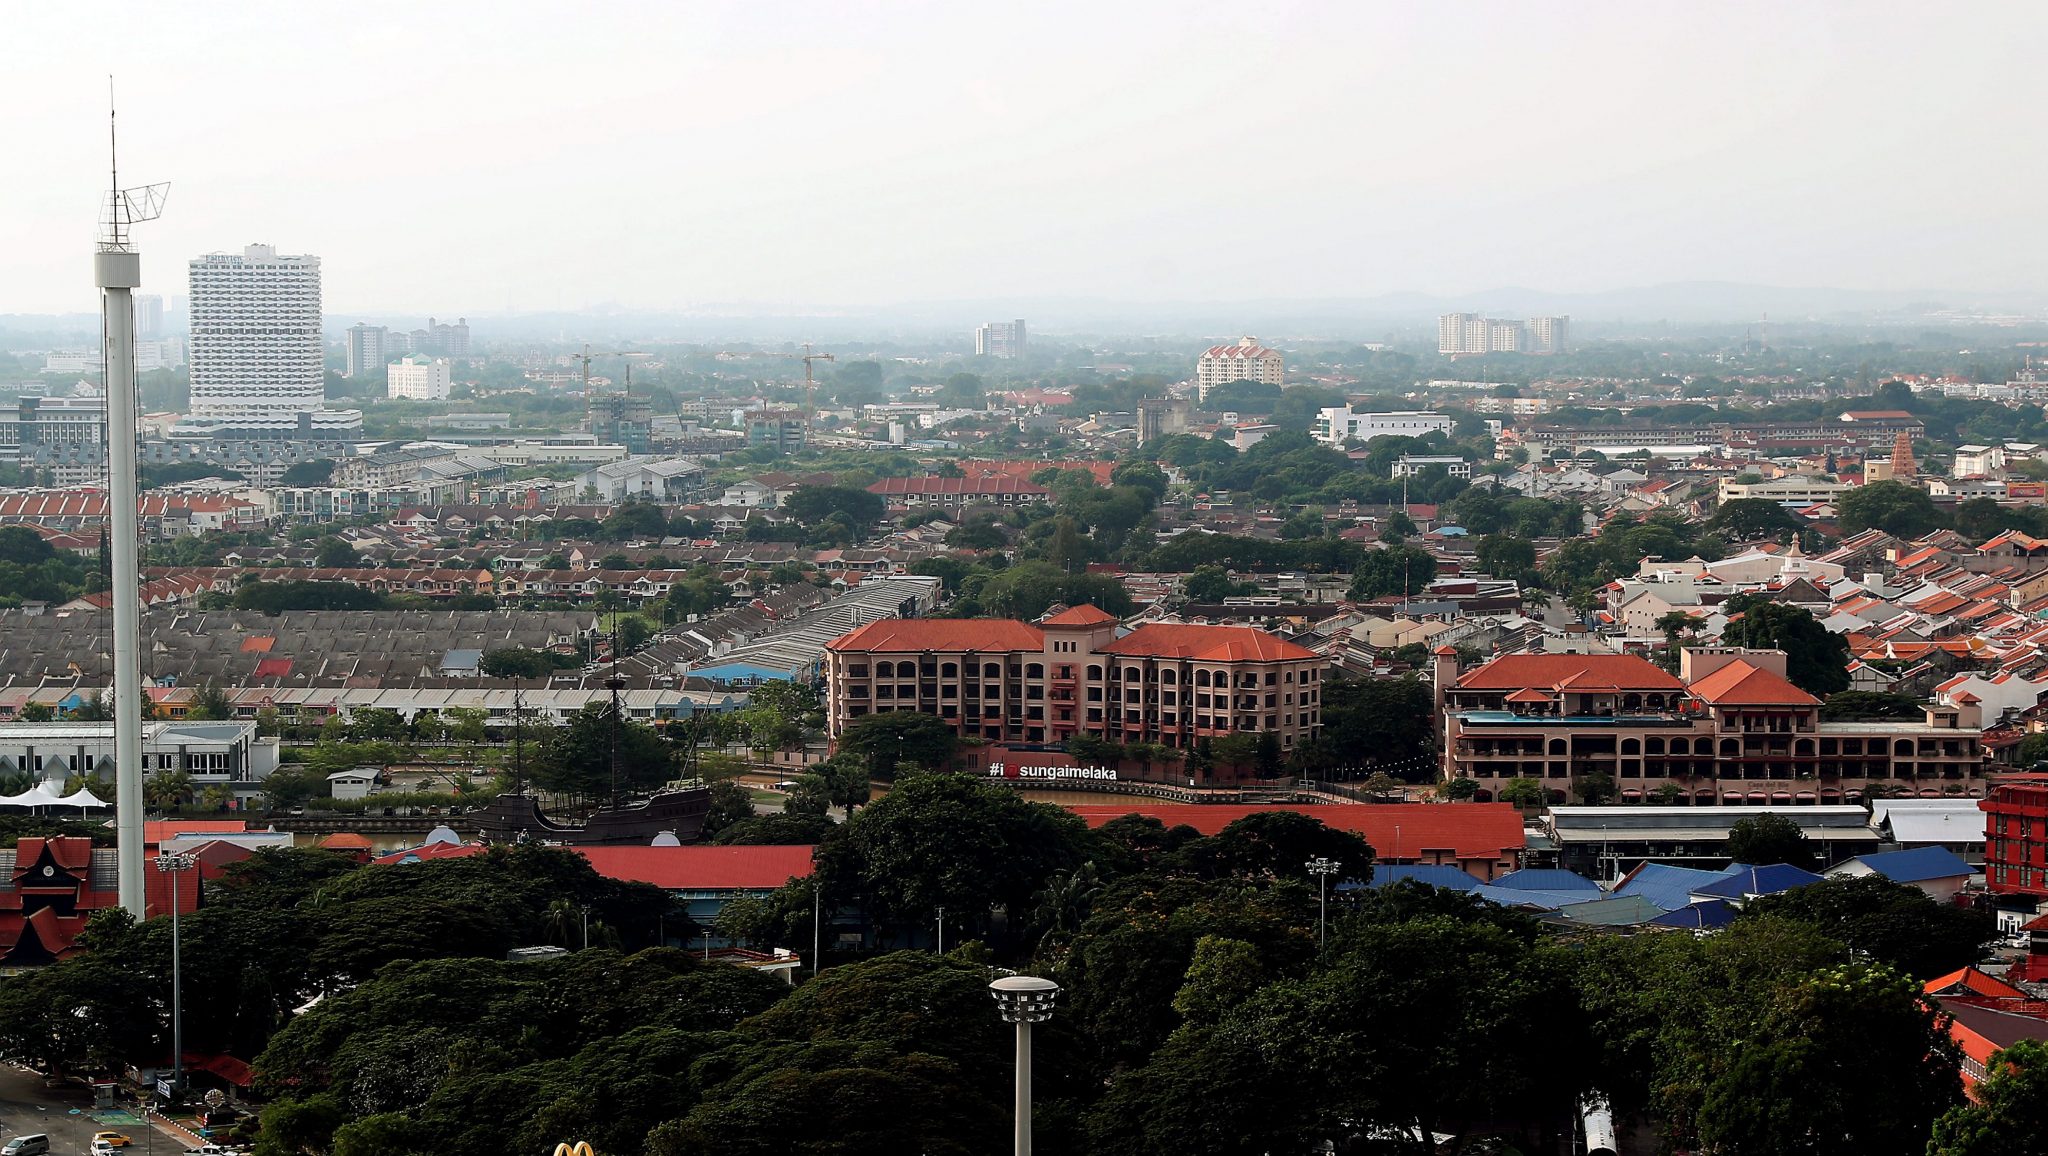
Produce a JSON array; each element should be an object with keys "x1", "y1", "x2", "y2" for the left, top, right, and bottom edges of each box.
[
  {"x1": 0, "y1": 786, "x2": 70, "y2": 808},
  {"x1": 53, "y1": 787, "x2": 109, "y2": 808}
]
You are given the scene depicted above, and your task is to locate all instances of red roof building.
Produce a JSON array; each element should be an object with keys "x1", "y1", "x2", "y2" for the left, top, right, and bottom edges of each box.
[
  {"x1": 1924, "y1": 966, "x2": 2048, "y2": 1094},
  {"x1": 1437, "y1": 647, "x2": 1989, "y2": 807},
  {"x1": 1984, "y1": 780, "x2": 2048, "y2": 900},
  {"x1": 0, "y1": 836, "x2": 200, "y2": 965},
  {"x1": 1065, "y1": 802, "x2": 1524, "y2": 880},
  {"x1": 824, "y1": 606, "x2": 1327, "y2": 774},
  {"x1": 576, "y1": 845, "x2": 816, "y2": 891}
]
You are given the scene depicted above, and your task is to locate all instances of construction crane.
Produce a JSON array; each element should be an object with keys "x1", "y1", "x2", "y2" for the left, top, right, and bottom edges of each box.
[
  {"x1": 572, "y1": 344, "x2": 648, "y2": 394},
  {"x1": 709, "y1": 343, "x2": 835, "y2": 438}
]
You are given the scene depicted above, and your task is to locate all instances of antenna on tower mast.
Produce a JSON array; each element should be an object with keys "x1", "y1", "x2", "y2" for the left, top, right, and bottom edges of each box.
[{"x1": 99, "y1": 81, "x2": 168, "y2": 254}]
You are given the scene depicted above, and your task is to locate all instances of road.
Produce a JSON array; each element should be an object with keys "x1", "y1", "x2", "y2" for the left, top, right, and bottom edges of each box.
[{"x1": 0, "y1": 1068, "x2": 165, "y2": 1156}]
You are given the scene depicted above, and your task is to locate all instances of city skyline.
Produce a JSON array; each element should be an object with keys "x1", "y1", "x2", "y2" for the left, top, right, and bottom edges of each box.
[{"x1": 9, "y1": 2, "x2": 2048, "y2": 317}]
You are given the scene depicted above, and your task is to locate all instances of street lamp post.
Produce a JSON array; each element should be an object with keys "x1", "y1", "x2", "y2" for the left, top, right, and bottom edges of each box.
[
  {"x1": 936, "y1": 905, "x2": 945, "y2": 955},
  {"x1": 154, "y1": 851, "x2": 196, "y2": 1097},
  {"x1": 579, "y1": 904, "x2": 591, "y2": 950},
  {"x1": 1306, "y1": 856, "x2": 1338, "y2": 949},
  {"x1": 990, "y1": 976, "x2": 1060, "y2": 1156}
]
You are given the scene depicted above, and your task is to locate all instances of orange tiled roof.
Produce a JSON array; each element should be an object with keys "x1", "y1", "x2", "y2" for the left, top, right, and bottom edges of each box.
[
  {"x1": 1042, "y1": 605, "x2": 1119, "y2": 627},
  {"x1": 1688, "y1": 660, "x2": 1821, "y2": 706},
  {"x1": 826, "y1": 618, "x2": 1047, "y2": 652},
  {"x1": 1100, "y1": 623, "x2": 1318, "y2": 662},
  {"x1": 1454, "y1": 653, "x2": 1684, "y2": 692}
]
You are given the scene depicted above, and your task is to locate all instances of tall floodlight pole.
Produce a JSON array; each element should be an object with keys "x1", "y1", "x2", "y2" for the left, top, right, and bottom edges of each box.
[
  {"x1": 99, "y1": 93, "x2": 168, "y2": 919},
  {"x1": 990, "y1": 976, "x2": 1060, "y2": 1156},
  {"x1": 1306, "y1": 856, "x2": 1339, "y2": 949},
  {"x1": 155, "y1": 851, "x2": 195, "y2": 1094}
]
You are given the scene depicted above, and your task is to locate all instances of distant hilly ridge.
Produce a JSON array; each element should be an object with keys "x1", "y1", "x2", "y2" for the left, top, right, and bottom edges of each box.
[{"x1": 6, "y1": 280, "x2": 2047, "y2": 348}]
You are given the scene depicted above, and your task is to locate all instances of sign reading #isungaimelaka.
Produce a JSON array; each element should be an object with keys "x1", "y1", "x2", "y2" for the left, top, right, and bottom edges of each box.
[{"x1": 987, "y1": 762, "x2": 1120, "y2": 782}]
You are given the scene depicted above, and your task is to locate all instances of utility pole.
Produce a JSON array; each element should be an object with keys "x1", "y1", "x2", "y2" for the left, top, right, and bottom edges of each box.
[{"x1": 1306, "y1": 856, "x2": 1338, "y2": 949}]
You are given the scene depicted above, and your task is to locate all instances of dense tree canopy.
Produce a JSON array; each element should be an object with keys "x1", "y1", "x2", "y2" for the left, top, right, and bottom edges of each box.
[
  {"x1": 1837, "y1": 479, "x2": 1947, "y2": 538},
  {"x1": 1721, "y1": 595, "x2": 1851, "y2": 695}
]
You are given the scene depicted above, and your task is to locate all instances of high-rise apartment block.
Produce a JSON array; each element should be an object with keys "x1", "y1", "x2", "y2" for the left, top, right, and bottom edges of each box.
[
  {"x1": 387, "y1": 356, "x2": 452, "y2": 401},
  {"x1": 1525, "y1": 315, "x2": 1570, "y2": 355},
  {"x1": 186, "y1": 244, "x2": 359, "y2": 434},
  {"x1": 974, "y1": 319, "x2": 1027, "y2": 359},
  {"x1": 135, "y1": 294, "x2": 164, "y2": 341},
  {"x1": 1438, "y1": 313, "x2": 1569, "y2": 355},
  {"x1": 414, "y1": 317, "x2": 471, "y2": 359},
  {"x1": 345, "y1": 323, "x2": 389, "y2": 378},
  {"x1": 1196, "y1": 337, "x2": 1285, "y2": 402}
]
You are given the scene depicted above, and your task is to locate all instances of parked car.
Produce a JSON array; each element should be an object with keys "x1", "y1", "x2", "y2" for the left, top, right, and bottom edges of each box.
[{"x1": 4, "y1": 1136, "x2": 50, "y2": 1156}]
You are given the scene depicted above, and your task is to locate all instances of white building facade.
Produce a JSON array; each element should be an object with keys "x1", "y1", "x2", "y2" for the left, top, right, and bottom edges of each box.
[
  {"x1": 387, "y1": 356, "x2": 453, "y2": 401},
  {"x1": 1313, "y1": 408, "x2": 1455, "y2": 446},
  {"x1": 186, "y1": 244, "x2": 360, "y2": 435}
]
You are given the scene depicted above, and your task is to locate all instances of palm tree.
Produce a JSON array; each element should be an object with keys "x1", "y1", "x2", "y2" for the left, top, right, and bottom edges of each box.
[
  {"x1": 200, "y1": 785, "x2": 236, "y2": 813},
  {"x1": 539, "y1": 898, "x2": 578, "y2": 948},
  {"x1": 144, "y1": 770, "x2": 194, "y2": 812},
  {"x1": 1030, "y1": 862, "x2": 1103, "y2": 954},
  {"x1": 0, "y1": 770, "x2": 36, "y2": 796}
]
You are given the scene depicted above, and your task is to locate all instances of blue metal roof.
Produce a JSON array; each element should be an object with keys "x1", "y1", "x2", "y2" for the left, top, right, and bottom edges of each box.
[
  {"x1": 1649, "y1": 899, "x2": 1740, "y2": 930},
  {"x1": 1613, "y1": 862, "x2": 1743, "y2": 912},
  {"x1": 1472, "y1": 884, "x2": 1600, "y2": 911},
  {"x1": 1692, "y1": 863, "x2": 1824, "y2": 901},
  {"x1": 1836, "y1": 846, "x2": 1977, "y2": 884},
  {"x1": 1491, "y1": 868, "x2": 1602, "y2": 893}
]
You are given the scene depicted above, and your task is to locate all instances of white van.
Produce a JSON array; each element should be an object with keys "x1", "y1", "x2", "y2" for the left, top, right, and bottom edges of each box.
[{"x1": 4, "y1": 1136, "x2": 50, "y2": 1156}]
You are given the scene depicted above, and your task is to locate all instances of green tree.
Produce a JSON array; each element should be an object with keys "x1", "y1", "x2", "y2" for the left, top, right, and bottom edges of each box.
[
  {"x1": 822, "y1": 771, "x2": 1090, "y2": 935},
  {"x1": 533, "y1": 703, "x2": 675, "y2": 798},
  {"x1": 976, "y1": 560, "x2": 1133, "y2": 619},
  {"x1": 19, "y1": 702, "x2": 54, "y2": 722},
  {"x1": 1182, "y1": 565, "x2": 1254, "y2": 603},
  {"x1": 1837, "y1": 479, "x2": 1947, "y2": 538},
  {"x1": 836, "y1": 711, "x2": 957, "y2": 776},
  {"x1": 1348, "y1": 544, "x2": 1437, "y2": 599},
  {"x1": 1817, "y1": 691, "x2": 1923, "y2": 720},
  {"x1": 936, "y1": 372, "x2": 984, "y2": 407},
  {"x1": 278, "y1": 458, "x2": 336, "y2": 486},
  {"x1": 1473, "y1": 533, "x2": 1537, "y2": 579},
  {"x1": 700, "y1": 780, "x2": 758, "y2": 839},
  {"x1": 782, "y1": 485, "x2": 885, "y2": 527},
  {"x1": 1500, "y1": 776, "x2": 1544, "y2": 809},
  {"x1": 1725, "y1": 812, "x2": 1816, "y2": 869},
  {"x1": 1696, "y1": 964, "x2": 1959, "y2": 1156},
  {"x1": 188, "y1": 682, "x2": 235, "y2": 721},
  {"x1": 1739, "y1": 875, "x2": 1993, "y2": 977},
  {"x1": 1706, "y1": 497, "x2": 1804, "y2": 541},
  {"x1": 313, "y1": 537, "x2": 362, "y2": 568},
  {"x1": 1721, "y1": 595, "x2": 1851, "y2": 695},
  {"x1": 478, "y1": 648, "x2": 559, "y2": 679}
]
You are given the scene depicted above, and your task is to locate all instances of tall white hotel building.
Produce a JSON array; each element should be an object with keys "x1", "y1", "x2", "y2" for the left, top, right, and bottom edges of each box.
[{"x1": 182, "y1": 244, "x2": 360, "y2": 436}]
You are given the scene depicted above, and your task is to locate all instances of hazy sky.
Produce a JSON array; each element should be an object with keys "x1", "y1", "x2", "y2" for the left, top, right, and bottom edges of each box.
[{"x1": 8, "y1": 1, "x2": 2047, "y2": 316}]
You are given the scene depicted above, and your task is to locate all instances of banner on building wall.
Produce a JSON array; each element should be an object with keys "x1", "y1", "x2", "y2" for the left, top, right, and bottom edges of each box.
[{"x1": 987, "y1": 761, "x2": 1120, "y2": 782}]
